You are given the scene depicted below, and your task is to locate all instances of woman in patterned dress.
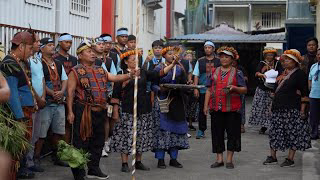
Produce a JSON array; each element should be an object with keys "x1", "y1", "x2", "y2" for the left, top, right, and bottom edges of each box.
[
  {"x1": 263, "y1": 49, "x2": 311, "y2": 167},
  {"x1": 110, "y1": 50, "x2": 177, "y2": 172},
  {"x1": 152, "y1": 45, "x2": 190, "y2": 169},
  {"x1": 249, "y1": 47, "x2": 283, "y2": 134}
]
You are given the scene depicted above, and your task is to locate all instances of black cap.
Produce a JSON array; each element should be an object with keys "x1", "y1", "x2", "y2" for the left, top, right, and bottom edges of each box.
[{"x1": 40, "y1": 37, "x2": 54, "y2": 48}]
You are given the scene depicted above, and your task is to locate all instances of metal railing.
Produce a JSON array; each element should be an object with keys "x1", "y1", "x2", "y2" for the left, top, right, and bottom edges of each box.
[{"x1": 0, "y1": 24, "x2": 83, "y2": 56}]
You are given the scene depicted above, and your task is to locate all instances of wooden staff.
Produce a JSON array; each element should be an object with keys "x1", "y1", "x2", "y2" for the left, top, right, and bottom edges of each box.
[{"x1": 132, "y1": 0, "x2": 141, "y2": 179}]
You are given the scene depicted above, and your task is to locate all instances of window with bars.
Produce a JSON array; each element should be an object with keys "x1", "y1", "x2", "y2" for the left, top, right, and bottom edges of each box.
[
  {"x1": 70, "y1": 0, "x2": 90, "y2": 17},
  {"x1": 261, "y1": 12, "x2": 281, "y2": 29},
  {"x1": 25, "y1": 0, "x2": 53, "y2": 8}
]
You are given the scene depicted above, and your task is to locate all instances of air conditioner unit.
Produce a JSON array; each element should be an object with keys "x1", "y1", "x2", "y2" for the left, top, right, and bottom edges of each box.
[
  {"x1": 308, "y1": 0, "x2": 318, "y2": 6},
  {"x1": 143, "y1": 0, "x2": 163, "y2": 10}
]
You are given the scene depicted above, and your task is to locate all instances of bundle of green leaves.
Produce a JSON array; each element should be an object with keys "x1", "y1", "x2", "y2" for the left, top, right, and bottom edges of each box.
[
  {"x1": 0, "y1": 105, "x2": 31, "y2": 170},
  {"x1": 57, "y1": 140, "x2": 90, "y2": 168}
]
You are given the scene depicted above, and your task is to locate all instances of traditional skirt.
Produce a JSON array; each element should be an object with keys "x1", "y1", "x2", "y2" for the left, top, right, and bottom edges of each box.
[
  {"x1": 248, "y1": 87, "x2": 273, "y2": 127},
  {"x1": 185, "y1": 96, "x2": 199, "y2": 121},
  {"x1": 269, "y1": 108, "x2": 311, "y2": 151},
  {"x1": 239, "y1": 95, "x2": 246, "y2": 125},
  {"x1": 152, "y1": 99, "x2": 189, "y2": 151},
  {"x1": 110, "y1": 112, "x2": 154, "y2": 154}
]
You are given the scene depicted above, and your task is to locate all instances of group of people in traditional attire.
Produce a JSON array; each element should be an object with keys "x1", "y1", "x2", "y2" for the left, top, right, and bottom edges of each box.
[{"x1": 0, "y1": 26, "x2": 319, "y2": 180}]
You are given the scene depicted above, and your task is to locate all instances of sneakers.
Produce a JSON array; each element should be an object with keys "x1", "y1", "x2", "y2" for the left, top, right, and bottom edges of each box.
[
  {"x1": 187, "y1": 133, "x2": 192, "y2": 138},
  {"x1": 196, "y1": 130, "x2": 204, "y2": 139},
  {"x1": 104, "y1": 140, "x2": 111, "y2": 153},
  {"x1": 263, "y1": 156, "x2": 278, "y2": 165},
  {"x1": 87, "y1": 168, "x2": 109, "y2": 179},
  {"x1": 101, "y1": 149, "x2": 109, "y2": 157},
  {"x1": 280, "y1": 158, "x2": 295, "y2": 167},
  {"x1": 29, "y1": 158, "x2": 44, "y2": 172}
]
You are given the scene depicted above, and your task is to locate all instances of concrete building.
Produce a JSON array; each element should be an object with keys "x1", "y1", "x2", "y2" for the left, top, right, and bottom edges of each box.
[
  {"x1": 206, "y1": 0, "x2": 286, "y2": 50},
  {"x1": 208, "y1": 0, "x2": 287, "y2": 32},
  {"x1": 0, "y1": 0, "x2": 103, "y2": 55},
  {"x1": 110, "y1": 0, "x2": 186, "y2": 54},
  {"x1": 0, "y1": 0, "x2": 187, "y2": 57}
]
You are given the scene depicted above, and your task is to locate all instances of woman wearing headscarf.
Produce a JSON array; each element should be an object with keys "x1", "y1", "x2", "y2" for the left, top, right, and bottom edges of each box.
[
  {"x1": 152, "y1": 45, "x2": 189, "y2": 169},
  {"x1": 204, "y1": 46, "x2": 247, "y2": 169},
  {"x1": 249, "y1": 47, "x2": 283, "y2": 134},
  {"x1": 263, "y1": 49, "x2": 311, "y2": 167},
  {"x1": 110, "y1": 50, "x2": 177, "y2": 172}
]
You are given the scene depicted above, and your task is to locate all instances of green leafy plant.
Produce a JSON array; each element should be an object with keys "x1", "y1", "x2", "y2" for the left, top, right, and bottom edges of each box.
[
  {"x1": 57, "y1": 140, "x2": 90, "y2": 169},
  {"x1": 0, "y1": 105, "x2": 31, "y2": 170}
]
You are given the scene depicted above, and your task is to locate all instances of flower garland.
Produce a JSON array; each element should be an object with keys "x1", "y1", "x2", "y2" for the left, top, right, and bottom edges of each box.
[
  {"x1": 217, "y1": 46, "x2": 240, "y2": 60},
  {"x1": 120, "y1": 49, "x2": 143, "y2": 60},
  {"x1": 161, "y1": 46, "x2": 174, "y2": 55},
  {"x1": 263, "y1": 47, "x2": 277, "y2": 55},
  {"x1": 283, "y1": 49, "x2": 302, "y2": 62}
]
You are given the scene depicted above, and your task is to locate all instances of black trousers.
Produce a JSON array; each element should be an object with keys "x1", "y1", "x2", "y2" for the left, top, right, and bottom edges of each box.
[
  {"x1": 310, "y1": 98, "x2": 320, "y2": 138},
  {"x1": 71, "y1": 104, "x2": 106, "y2": 179},
  {"x1": 198, "y1": 93, "x2": 207, "y2": 131},
  {"x1": 211, "y1": 111, "x2": 241, "y2": 153}
]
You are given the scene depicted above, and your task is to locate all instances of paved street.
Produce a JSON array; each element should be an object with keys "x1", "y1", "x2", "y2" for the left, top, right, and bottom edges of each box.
[{"x1": 34, "y1": 98, "x2": 320, "y2": 180}]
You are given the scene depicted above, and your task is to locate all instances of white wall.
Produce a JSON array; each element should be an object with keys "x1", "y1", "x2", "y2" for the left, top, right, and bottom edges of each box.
[
  {"x1": 214, "y1": 5, "x2": 286, "y2": 32},
  {"x1": 252, "y1": 5, "x2": 286, "y2": 30},
  {"x1": 116, "y1": 0, "x2": 179, "y2": 56},
  {"x1": 0, "y1": 0, "x2": 102, "y2": 37},
  {"x1": 215, "y1": 7, "x2": 249, "y2": 32}
]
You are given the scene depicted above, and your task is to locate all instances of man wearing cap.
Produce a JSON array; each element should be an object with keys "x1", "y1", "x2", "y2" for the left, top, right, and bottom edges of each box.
[
  {"x1": 193, "y1": 40, "x2": 220, "y2": 139},
  {"x1": 0, "y1": 31, "x2": 36, "y2": 179},
  {"x1": 101, "y1": 33, "x2": 121, "y2": 72},
  {"x1": 26, "y1": 33, "x2": 47, "y2": 173},
  {"x1": 33, "y1": 37, "x2": 69, "y2": 168},
  {"x1": 54, "y1": 33, "x2": 78, "y2": 144},
  {"x1": 67, "y1": 40, "x2": 139, "y2": 180}
]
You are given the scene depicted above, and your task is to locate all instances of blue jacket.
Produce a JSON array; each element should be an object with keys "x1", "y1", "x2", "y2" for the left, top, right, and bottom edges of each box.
[{"x1": 0, "y1": 55, "x2": 34, "y2": 119}]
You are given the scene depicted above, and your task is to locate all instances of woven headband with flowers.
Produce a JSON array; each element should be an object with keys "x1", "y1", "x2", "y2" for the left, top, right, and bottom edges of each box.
[
  {"x1": 283, "y1": 49, "x2": 303, "y2": 62},
  {"x1": 76, "y1": 38, "x2": 92, "y2": 54},
  {"x1": 161, "y1": 46, "x2": 174, "y2": 55},
  {"x1": 217, "y1": 46, "x2": 240, "y2": 60},
  {"x1": 263, "y1": 48, "x2": 277, "y2": 55},
  {"x1": 120, "y1": 49, "x2": 143, "y2": 60}
]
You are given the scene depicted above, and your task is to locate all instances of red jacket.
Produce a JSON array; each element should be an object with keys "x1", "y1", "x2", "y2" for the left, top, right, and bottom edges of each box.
[{"x1": 209, "y1": 67, "x2": 241, "y2": 112}]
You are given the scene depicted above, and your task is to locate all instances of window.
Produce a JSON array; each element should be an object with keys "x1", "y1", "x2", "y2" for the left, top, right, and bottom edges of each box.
[
  {"x1": 70, "y1": 0, "x2": 90, "y2": 17},
  {"x1": 147, "y1": 8, "x2": 155, "y2": 33},
  {"x1": 25, "y1": 0, "x2": 53, "y2": 8},
  {"x1": 261, "y1": 12, "x2": 281, "y2": 29}
]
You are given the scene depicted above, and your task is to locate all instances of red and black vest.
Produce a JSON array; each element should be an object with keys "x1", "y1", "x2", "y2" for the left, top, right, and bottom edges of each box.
[
  {"x1": 72, "y1": 64, "x2": 109, "y2": 106},
  {"x1": 209, "y1": 67, "x2": 241, "y2": 112}
]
